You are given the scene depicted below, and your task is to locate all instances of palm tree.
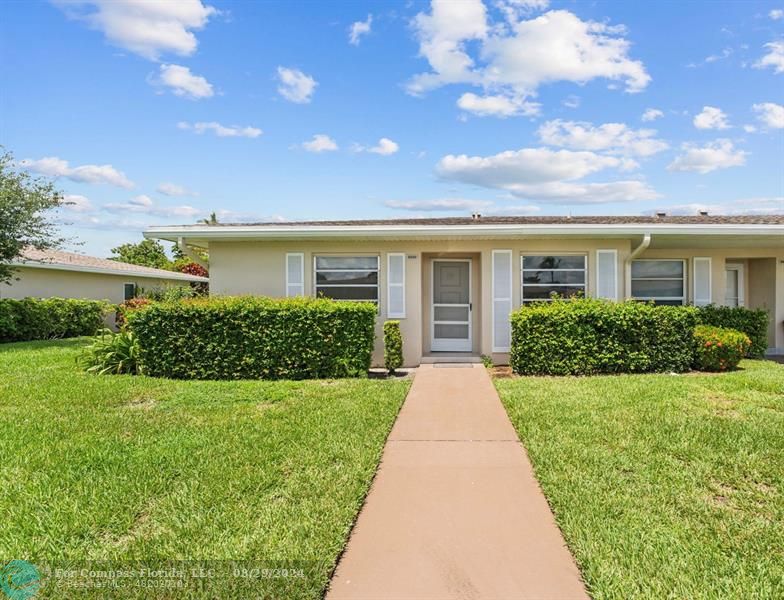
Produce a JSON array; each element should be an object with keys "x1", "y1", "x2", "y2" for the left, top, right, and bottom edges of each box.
[{"x1": 199, "y1": 211, "x2": 219, "y2": 225}]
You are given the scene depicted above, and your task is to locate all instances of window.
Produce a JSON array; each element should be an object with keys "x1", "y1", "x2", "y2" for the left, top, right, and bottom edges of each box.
[
  {"x1": 123, "y1": 283, "x2": 136, "y2": 301},
  {"x1": 521, "y1": 255, "x2": 586, "y2": 302},
  {"x1": 631, "y1": 260, "x2": 685, "y2": 305},
  {"x1": 314, "y1": 256, "x2": 379, "y2": 302}
]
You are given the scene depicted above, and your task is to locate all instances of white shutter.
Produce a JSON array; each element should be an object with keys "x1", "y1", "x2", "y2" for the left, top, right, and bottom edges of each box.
[
  {"x1": 387, "y1": 253, "x2": 406, "y2": 318},
  {"x1": 693, "y1": 257, "x2": 712, "y2": 306},
  {"x1": 285, "y1": 253, "x2": 304, "y2": 297},
  {"x1": 596, "y1": 249, "x2": 618, "y2": 300},
  {"x1": 492, "y1": 250, "x2": 513, "y2": 352}
]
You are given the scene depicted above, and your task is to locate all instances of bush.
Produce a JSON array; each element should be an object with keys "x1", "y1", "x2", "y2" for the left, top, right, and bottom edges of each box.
[
  {"x1": 692, "y1": 325, "x2": 750, "y2": 372},
  {"x1": 0, "y1": 298, "x2": 110, "y2": 343},
  {"x1": 384, "y1": 320, "x2": 403, "y2": 374},
  {"x1": 139, "y1": 285, "x2": 198, "y2": 302},
  {"x1": 79, "y1": 329, "x2": 142, "y2": 375},
  {"x1": 697, "y1": 304, "x2": 769, "y2": 358},
  {"x1": 510, "y1": 298, "x2": 699, "y2": 376},
  {"x1": 127, "y1": 296, "x2": 377, "y2": 380},
  {"x1": 116, "y1": 297, "x2": 153, "y2": 328}
]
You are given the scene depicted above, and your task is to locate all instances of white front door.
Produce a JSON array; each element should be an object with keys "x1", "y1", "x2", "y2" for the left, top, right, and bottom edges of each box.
[
  {"x1": 431, "y1": 259, "x2": 472, "y2": 352},
  {"x1": 725, "y1": 263, "x2": 745, "y2": 307}
]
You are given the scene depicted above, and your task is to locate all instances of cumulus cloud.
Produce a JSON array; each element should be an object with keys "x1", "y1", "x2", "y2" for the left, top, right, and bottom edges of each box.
[
  {"x1": 537, "y1": 119, "x2": 668, "y2": 156},
  {"x1": 53, "y1": 0, "x2": 216, "y2": 60},
  {"x1": 770, "y1": 9, "x2": 783, "y2": 20},
  {"x1": 61, "y1": 194, "x2": 94, "y2": 212},
  {"x1": 354, "y1": 137, "x2": 400, "y2": 155},
  {"x1": 20, "y1": 156, "x2": 134, "y2": 188},
  {"x1": 660, "y1": 197, "x2": 783, "y2": 216},
  {"x1": 641, "y1": 108, "x2": 663, "y2": 122},
  {"x1": 177, "y1": 121, "x2": 262, "y2": 138},
  {"x1": 154, "y1": 64, "x2": 214, "y2": 99},
  {"x1": 407, "y1": 3, "x2": 650, "y2": 116},
  {"x1": 156, "y1": 182, "x2": 196, "y2": 197},
  {"x1": 300, "y1": 134, "x2": 338, "y2": 153},
  {"x1": 755, "y1": 41, "x2": 784, "y2": 74},
  {"x1": 752, "y1": 102, "x2": 784, "y2": 128},
  {"x1": 667, "y1": 139, "x2": 747, "y2": 174},
  {"x1": 104, "y1": 194, "x2": 201, "y2": 218},
  {"x1": 276, "y1": 67, "x2": 317, "y2": 103},
  {"x1": 457, "y1": 92, "x2": 540, "y2": 117},
  {"x1": 693, "y1": 106, "x2": 730, "y2": 130},
  {"x1": 385, "y1": 198, "x2": 494, "y2": 212},
  {"x1": 349, "y1": 14, "x2": 372, "y2": 45},
  {"x1": 435, "y1": 146, "x2": 658, "y2": 203}
]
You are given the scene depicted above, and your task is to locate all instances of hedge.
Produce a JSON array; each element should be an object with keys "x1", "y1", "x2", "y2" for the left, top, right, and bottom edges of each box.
[
  {"x1": 384, "y1": 320, "x2": 403, "y2": 374},
  {"x1": 693, "y1": 325, "x2": 750, "y2": 372},
  {"x1": 0, "y1": 297, "x2": 111, "y2": 343},
  {"x1": 126, "y1": 296, "x2": 377, "y2": 380},
  {"x1": 697, "y1": 304, "x2": 769, "y2": 358},
  {"x1": 510, "y1": 298, "x2": 699, "y2": 375}
]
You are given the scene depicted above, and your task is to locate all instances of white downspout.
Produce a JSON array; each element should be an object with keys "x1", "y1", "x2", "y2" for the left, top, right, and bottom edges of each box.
[
  {"x1": 624, "y1": 233, "x2": 651, "y2": 299},
  {"x1": 177, "y1": 237, "x2": 208, "y2": 269}
]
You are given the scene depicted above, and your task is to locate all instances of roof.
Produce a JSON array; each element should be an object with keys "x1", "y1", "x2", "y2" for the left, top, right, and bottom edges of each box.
[{"x1": 13, "y1": 248, "x2": 209, "y2": 282}]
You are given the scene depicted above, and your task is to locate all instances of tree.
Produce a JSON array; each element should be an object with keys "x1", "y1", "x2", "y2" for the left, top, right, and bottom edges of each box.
[
  {"x1": 199, "y1": 211, "x2": 219, "y2": 225},
  {"x1": 109, "y1": 239, "x2": 172, "y2": 269},
  {"x1": 0, "y1": 148, "x2": 64, "y2": 285}
]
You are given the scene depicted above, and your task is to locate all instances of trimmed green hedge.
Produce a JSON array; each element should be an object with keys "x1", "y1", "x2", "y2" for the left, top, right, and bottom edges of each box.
[
  {"x1": 510, "y1": 298, "x2": 699, "y2": 375},
  {"x1": 697, "y1": 304, "x2": 769, "y2": 358},
  {"x1": 0, "y1": 298, "x2": 110, "y2": 343},
  {"x1": 693, "y1": 325, "x2": 750, "y2": 372},
  {"x1": 127, "y1": 296, "x2": 377, "y2": 380},
  {"x1": 384, "y1": 320, "x2": 403, "y2": 374}
]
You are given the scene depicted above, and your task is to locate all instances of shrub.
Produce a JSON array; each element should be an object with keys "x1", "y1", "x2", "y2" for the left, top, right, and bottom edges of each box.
[
  {"x1": 127, "y1": 296, "x2": 377, "y2": 380},
  {"x1": 139, "y1": 285, "x2": 198, "y2": 302},
  {"x1": 697, "y1": 304, "x2": 768, "y2": 358},
  {"x1": 0, "y1": 298, "x2": 110, "y2": 343},
  {"x1": 692, "y1": 325, "x2": 750, "y2": 372},
  {"x1": 384, "y1": 320, "x2": 403, "y2": 374},
  {"x1": 510, "y1": 298, "x2": 699, "y2": 376},
  {"x1": 79, "y1": 329, "x2": 142, "y2": 375},
  {"x1": 116, "y1": 297, "x2": 153, "y2": 328}
]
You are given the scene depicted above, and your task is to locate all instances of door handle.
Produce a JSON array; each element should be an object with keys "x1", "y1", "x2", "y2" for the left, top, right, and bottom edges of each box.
[{"x1": 469, "y1": 303, "x2": 472, "y2": 311}]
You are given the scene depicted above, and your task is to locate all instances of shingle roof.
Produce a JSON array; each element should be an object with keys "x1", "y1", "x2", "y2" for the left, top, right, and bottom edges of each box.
[{"x1": 15, "y1": 248, "x2": 208, "y2": 282}]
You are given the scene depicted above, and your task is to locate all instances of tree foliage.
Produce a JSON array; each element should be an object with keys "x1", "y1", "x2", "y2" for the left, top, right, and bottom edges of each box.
[
  {"x1": 0, "y1": 148, "x2": 64, "y2": 284},
  {"x1": 109, "y1": 239, "x2": 171, "y2": 269}
]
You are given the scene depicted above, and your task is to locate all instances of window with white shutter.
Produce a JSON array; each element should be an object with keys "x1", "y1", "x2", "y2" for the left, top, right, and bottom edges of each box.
[
  {"x1": 387, "y1": 253, "x2": 406, "y2": 318},
  {"x1": 693, "y1": 257, "x2": 712, "y2": 306},
  {"x1": 285, "y1": 253, "x2": 305, "y2": 297},
  {"x1": 596, "y1": 249, "x2": 618, "y2": 300},
  {"x1": 492, "y1": 250, "x2": 513, "y2": 352}
]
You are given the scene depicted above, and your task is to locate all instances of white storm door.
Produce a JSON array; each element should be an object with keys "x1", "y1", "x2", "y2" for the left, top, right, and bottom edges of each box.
[
  {"x1": 431, "y1": 259, "x2": 472, "y2": 352},
  {"x1": 725, "y1": 264, "x2": 745, "y2": 307}
]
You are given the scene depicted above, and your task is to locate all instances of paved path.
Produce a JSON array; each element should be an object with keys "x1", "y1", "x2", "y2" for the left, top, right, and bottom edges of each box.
[{"x1": 327, "y1": 364, "x2": 589, "y2": 600}]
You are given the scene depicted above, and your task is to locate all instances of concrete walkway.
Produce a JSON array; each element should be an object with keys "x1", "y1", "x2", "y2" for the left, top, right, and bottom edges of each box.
[{"x1": 327, "y1": 364, "x2": 588, "y2": 600}]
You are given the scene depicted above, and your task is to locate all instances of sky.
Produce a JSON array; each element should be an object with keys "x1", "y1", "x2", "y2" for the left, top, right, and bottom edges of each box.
[{"x1": 1, "y1": 0, "x2": 783, "y2": 257}]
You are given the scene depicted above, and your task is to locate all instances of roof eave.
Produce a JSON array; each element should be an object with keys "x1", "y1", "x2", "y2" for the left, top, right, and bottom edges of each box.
[{"x1": 11, "y1": 260, "x2": 209, "y2": 282}]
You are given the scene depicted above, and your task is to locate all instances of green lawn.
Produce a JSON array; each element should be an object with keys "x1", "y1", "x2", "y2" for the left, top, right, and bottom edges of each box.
[
  {"x1": 496, "y1": 360, "x2": 784, "y2": 600},
  {"x1": 0, "y1": 339, "x2": 410, "y2": 598}
]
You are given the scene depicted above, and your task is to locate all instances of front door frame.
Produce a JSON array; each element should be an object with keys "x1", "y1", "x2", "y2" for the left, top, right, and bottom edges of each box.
[{"x1": 430, "y1": 258, "x2": 472, "y2": 352}]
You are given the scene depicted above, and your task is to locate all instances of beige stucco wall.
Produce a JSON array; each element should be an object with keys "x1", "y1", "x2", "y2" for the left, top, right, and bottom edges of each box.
[{"x1": 0, "y1": 267, "x2": 194, "y2": 305}]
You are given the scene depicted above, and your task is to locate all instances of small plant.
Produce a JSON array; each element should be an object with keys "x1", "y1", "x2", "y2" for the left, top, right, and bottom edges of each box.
[
  {"x1": 480, "y1": 354, "x2": 494, "y2": 368},
  {"x1": 383, "y1": 320, "x2": 403, "y2": 375},
  {"x1": 79, "y1": 329, "x2": 142, "y2": 375},
  {"x1": 693, "y1": 325, "x2": 750, "y2": 372}
]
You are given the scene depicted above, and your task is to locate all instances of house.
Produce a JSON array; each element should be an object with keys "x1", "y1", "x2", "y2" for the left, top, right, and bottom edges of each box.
[
  {"x1": 145, "y1": 215, "x2": 784, "y2": 366},
  {"x1": 1, "y1": 248, "x2": 208, "y2": 304}
]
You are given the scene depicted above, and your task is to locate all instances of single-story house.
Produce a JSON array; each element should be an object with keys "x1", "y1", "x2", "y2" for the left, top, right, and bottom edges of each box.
[
  {"x1": 145, "y1": 215, "x2": 784, "y2": 366},
  {"x1": 1, "y1": 248, "x2": 208, "y2": 304}
]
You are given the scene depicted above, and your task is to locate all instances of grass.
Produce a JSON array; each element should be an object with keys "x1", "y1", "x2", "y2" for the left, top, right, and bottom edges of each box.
[
  {"x1": 495, "y1": 360, "x2": 784, "y2": 600},
  {"x1": 0, "y1": 339, "x2": 410, "y2": 598}
]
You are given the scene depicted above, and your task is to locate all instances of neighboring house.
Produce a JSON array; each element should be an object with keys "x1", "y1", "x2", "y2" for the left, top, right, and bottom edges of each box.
[
  {"x1": 145, "y1": 215, "x2": 784, "y2": 365},
  {"x1": 2, "y1": 248, "x2": 208, "y2": 304}
]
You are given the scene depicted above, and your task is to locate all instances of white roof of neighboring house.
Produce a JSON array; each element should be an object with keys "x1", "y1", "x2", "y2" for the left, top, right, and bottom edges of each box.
[{"x1": 12, "y1": 248, "x2": 208, "y2": 282}]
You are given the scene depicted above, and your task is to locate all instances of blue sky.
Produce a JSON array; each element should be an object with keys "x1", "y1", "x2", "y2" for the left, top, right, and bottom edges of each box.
[{"x1": 1, "y1": 0, "x2": 783, "y2": 256}]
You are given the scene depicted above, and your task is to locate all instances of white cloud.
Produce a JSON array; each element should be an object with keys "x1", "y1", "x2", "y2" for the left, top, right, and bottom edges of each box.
[
  {"x1": 641, "y1": 108, "x2": 663, "y2": 122},
  {"x1": 755, "y1": 41, "x2": 784, "y2": 74},
  {"x1": 156, "y1": 182, "x2": 195, "y2": 197},
  {"x1": 385, "y1": 198, "x2": 494, "y2": 212},
  {"x1": 436, "y1": 146, "x2": 658, "y2": 203},
  {"x1": 177, "y1": 121, "x2": 262, "y2": 138},
  {"x1": 743, "y1": 124, "x2": 757, "y2": 133},
  {"x1": 752, "y1": 102, "x2": 784, "y2": 128},
  {"x1": 693, "y1": 106, "x2": 730, "y2": 130},
  {"x1": 562, "y1": 95, "x2": 580, "y2": 109},
  {"x1": 407, "y1": 4, "x2": 650, "y2": 115},
  {"x1": 349, "y1": 14, "x2": 372, "y2": 45},
  {"x1": 457, "y1": 92, "x2": 540, "y2": 117},
  {"x1": 368, "y1": 138, "x2": 400, "y2": 155},
  {"x1": 667, "y1": 139, "x2": 747, "y2": 174},
  {"x1": 21, "y1": 156, "x2": 134, "y2": 188},
  {"x1": 537, "y1": 119, "x2": 668, "y2": 156},
  {"x1": 301, "y1": 134, "x2": 338, "y2": 153},
  {"x1": 276, "y1": 67, "x2": 317, "y2": 104},
  {"x1": 661, "y1": 197, "x2": 784, "y2": 216},
  {"x1": 62, "y1": 194, "x2": 94, "y2": 212},
  {"x1": 53, "y1": 0, "x2": 216, "y2": 60},
  {"x1": 154, "y1": 64, "x2": 214, "y2": 99},
  {"x1": 770, "y1": 9, "x2": 784, "y2": 20},
  {"x1": 104, "y1": 194, "x2": 201, "y2": 218}
]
